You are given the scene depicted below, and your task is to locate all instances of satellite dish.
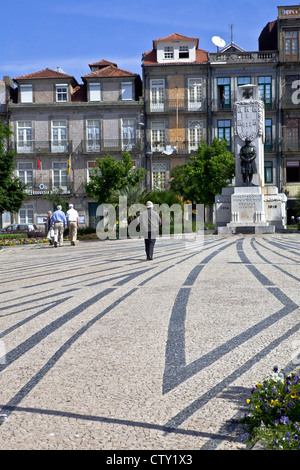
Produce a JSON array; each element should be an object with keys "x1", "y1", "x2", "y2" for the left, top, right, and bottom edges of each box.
[{"x1": 212, "y1": 36, "x2": 226, "y2": 49}]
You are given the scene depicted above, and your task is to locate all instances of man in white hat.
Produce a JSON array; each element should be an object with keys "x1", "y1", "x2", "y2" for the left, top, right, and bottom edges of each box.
[
  {"x1": 136, "y1": 201, "x2": 161, "y2": 260},
  {"x1": 66, "y1": 204, "x2": 79, "y2": 246}
]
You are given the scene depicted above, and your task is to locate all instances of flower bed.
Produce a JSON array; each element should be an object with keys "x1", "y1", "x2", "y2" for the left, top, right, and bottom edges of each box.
[
  {"x1": 242, "y1": 366, "x2": 300, "y2": 450},
  {"x1": 0, "y1": 237, "x2": 49, "y2": 246}
]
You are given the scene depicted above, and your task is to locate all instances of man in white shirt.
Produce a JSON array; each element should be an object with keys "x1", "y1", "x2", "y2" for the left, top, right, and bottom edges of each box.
[{"x1": 66, "y1": 204, "x2": 79, "y2": 246}]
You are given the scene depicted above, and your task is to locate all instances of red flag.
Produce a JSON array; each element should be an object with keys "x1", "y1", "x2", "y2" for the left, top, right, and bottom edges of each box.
[{"x1": 37, "y1": 155, "x2": 41, "y2": 169}]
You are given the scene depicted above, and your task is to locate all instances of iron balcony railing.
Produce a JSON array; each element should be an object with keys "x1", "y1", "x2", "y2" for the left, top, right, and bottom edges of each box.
[
  {"x1": 281, "y1": 95, "x2": 300, "y2": 109},
  {"x1": 145, "y1": 98, "x2": 207, "y2": 113},
  {"x1": 211, "y1": 97, "x2": 277, "y2": 112},
  {"x1": 12, "y1": 140, "x2": 73, "y2": 155},
  {"x1": 147, "y1": 141, "x2": 232, "y2": 154},
  {"x1": 281, "y1": 139, "x2": 300, "y2": 152},
  {"x1": 80, "y1": 139, "x2": 143, "y2": 153}
]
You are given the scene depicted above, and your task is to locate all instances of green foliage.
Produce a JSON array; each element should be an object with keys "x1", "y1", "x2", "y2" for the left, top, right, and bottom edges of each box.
[
  {"x1": 242, "y1": 367, "x2": 300, "y2": 450},
  {"x1": 0, "y1": 122, "x2": 27, "y2": 214},
  {"x1": 108, "y1": 184, "x2": 148, "y2": 207},
  {"x1": 0, "y1": 233, "x2": 28, "y2": 240},
  {"x1": 170, "y1": 138, "x2": 235, "y2": 206},
  {"x1": 141, "y1": 189, "x2": 183, "y2": 208},
  {"x1": 85, "y1": 151, "x2": 146, "y2": 205}
]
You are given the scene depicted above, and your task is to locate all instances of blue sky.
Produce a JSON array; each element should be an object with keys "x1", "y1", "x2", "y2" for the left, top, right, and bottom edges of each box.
[{"x1": 1, "y1": 0, "x2": 281, "y2": 83}]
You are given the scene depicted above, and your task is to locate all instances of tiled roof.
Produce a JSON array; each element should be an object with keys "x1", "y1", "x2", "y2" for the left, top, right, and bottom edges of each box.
[
  {"x1": 153, "y1": 33, "x2": 199, "y2": 49},
  {"x1": 71, "y1": 84, "x2": 87, "y2": 102},
  {"x1": 82, "y1": 65, "x2": 138, "y2": 79},
  {"x1": 143, "y1": 48, "x2": 208, "y2": 66},
  {"x1": 13, "y1": 68, "x2": 74, "y2": 81},
  {"x1": 88, "y1": 59, "x2": 118, "y2": 68}
]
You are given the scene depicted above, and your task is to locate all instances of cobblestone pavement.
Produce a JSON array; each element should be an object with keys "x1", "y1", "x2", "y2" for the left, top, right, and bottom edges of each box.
[{"x1": 0, "y1": 233, "x2": 299, "y2": 450}]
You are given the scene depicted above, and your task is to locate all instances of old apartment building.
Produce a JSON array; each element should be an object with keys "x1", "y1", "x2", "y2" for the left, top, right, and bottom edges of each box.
[
  {"x1": 6, "y1": 61, "x2": 143, "y2": 227},
  {"x1": 1, "y1": 4, "x2": 300, "y2": 228}
]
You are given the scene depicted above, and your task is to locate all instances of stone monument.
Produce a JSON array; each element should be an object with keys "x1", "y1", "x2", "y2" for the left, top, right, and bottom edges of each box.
[{"x1": 215, "y1": 84, "x2": 287, "y2": 234}]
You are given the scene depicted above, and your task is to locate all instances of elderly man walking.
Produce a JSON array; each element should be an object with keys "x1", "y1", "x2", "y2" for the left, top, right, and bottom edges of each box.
[
  {"x1": 66, "y1": 204, "x2": 79, "y2": 246},
  {"x1": 51, "y1": 205, "x2": 67, "y2": 247},
  {"x1": 136, "y1": 201, "x2": 161, "y2": 260}
]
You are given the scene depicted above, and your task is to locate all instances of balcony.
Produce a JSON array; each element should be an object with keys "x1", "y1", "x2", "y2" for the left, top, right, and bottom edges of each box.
[
  {"x1": 12, "y1": 140, "x2": 73, "y2": 155},
  {"x1": 145, "y1": 99, "x2": 207, "y2": 113},
  {"x1": 281, "y1": 139, "x2": 300, "y2": 152},
  {"x1": 211, "y1": 97, "x2": 277, "y2": 112},
  {"x1": 281, "y1": 95, "x2": 300, "y2": 109},
  {"x1": 209, "y1": 51, "x2": 278, "y2": 65},
  {"x1": 80, "y1": 139, "x2": 142, "y2": 153},
  {"x1": 147, "y1": 141, "x2": 203, "y2": 155},
  {"x1": 264, "y1": 141, "x2": 278, "y2": 152}
]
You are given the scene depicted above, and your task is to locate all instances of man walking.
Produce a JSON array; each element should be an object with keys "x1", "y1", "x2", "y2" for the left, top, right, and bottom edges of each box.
[
  {"x1": 51, "y1": 205, "x2": 67, "y2": 247},
  {"x1": 66, "y1": 204, "x2": 79, "y2": 246},
  {"x1": 137, "y1": 201, "x2": 161, "y2": 260}
]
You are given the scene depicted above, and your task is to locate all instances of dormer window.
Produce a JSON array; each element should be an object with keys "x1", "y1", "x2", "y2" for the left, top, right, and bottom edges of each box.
[
  {"x1": 179, "y1": 46, "x2": 189, "y2": 59},
  {"x1": 20, "y1": 85, "x2": 33, "y2": 103},
  {"x1": 89, "y1": 83, "x2": 101, "y2": 101},
  {"x1": 56, "y1": 84, "x2": 68, "y2": 102},
  {"x1": 164, "y1": 46, "x2": 174, "y2": 59}
]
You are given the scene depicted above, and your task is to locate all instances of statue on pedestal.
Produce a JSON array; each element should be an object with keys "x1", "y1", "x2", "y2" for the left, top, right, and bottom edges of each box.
[{"x1": 239, "y1": 138, "x2": 257, "y2": 186}]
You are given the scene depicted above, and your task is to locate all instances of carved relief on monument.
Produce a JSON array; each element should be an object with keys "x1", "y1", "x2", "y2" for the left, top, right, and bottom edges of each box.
[{"x1": 233, "y1": 100, "x2": 265, "y2": 142}]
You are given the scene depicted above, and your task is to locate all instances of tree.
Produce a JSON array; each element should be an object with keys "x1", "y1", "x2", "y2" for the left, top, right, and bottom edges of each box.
[
  {"x1": 0, "y1": 122, "x2": 27, "y2": 214},
  {"x1": 170, "y1": 138, "x2": 235, "y2": 206},
  {"x1": 43, "y1": 187, "x2": 68, "y2": 213},
  {"x1": 85, "y1": 151, "x2": 146, "y2": 205}
]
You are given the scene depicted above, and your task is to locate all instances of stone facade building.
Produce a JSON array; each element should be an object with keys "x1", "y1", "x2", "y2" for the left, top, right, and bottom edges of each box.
[
  {"x1": 2, "y1": 4, "x2": 300, "y2": 229},
  {"x1": 7, "y1": 62, "x2": 143, "y2": 228}
]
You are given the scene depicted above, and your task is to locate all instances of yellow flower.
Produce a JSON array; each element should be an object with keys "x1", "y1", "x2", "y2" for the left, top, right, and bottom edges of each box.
[
  {"x1": 246, "y1": 399, "x2": 250, "y2": 404},
  {"x1": 256, "y1": 383, "x2": 262, "y2": 388}
]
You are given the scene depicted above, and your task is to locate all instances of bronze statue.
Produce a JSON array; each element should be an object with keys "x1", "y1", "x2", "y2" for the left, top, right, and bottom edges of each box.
[{"x1": 239, "y1": 139, "x2": 257, "y2": 186}]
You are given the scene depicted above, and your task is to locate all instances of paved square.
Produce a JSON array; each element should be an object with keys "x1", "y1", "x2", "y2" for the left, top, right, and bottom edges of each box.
[{"x1": 0, "y1": 234, "x2": 299, "y2": 450}]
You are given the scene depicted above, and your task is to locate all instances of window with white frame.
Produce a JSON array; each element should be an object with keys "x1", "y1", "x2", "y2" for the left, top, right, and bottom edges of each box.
[
  {"x1": 87, "y1": 120, "x2": 100, "y2": 151},
  {"x1": 150, "y1": 79, "x2": 165, "y2": 111},
  {"x1": 151, "y1": 121, "x2": 165, "y2": 151},
  {"x1": 19, "y1": 204, "x2": 34, "y2": 224},
  {"x1": 188, "y1": 120, "x2": 203, "y2": 152},
  {"x1": 56, "y1": 84, "x2": 68, "y2": 102},
  {"x1": 17, "y1": 121, "x2": 33, "y2": 153},
  {"x1": 51, "y1": 120, "x2": 67, "y2": 152},
  {"x1": 87, "y1": 161, "x2": 99, "y2": 182},
  {"x1": 89, "y1": 83, "x2": 101, "y2": 101},
  {"x1": 164, "y1": 46, "x2": 174, "y2": 59},
  {"x1": 52, "y1": 162, "x2": 68, "y2": 190},
  {"x1": 179, "y1": 45, "x2": 189, "y2": 59},
  {"x1": 20, "y1": 85, "x2": 33, "y2": 103},
  {"x1": 122, "y1": 119, "x2": 136, "y2": 150},
  {"x1": 152, "y1": 163, "x2": 167, "y2": 190},
  {"x1": 18, "y1": 162, "x2": 33, "y2": 188},
  {"x1": 188, "y1": 79, "x2": 202, "y2": 110},
  {"x1": 121, "y1": 82, "x2": 133, "y2": 100}
]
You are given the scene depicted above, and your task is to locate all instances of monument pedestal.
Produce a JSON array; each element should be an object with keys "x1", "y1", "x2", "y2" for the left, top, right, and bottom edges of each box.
[
  {"x1": 215, "y1": 84, "x2": 287, "y2": 235},
  {"x1": 216, "y1": 186, "x2": 286, "y2": 234}
]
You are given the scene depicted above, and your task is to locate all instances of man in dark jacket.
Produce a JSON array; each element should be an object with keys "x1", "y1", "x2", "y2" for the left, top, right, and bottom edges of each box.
[{"x1": 137, "y1": 201, "x2": 161, "y2": 260}]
